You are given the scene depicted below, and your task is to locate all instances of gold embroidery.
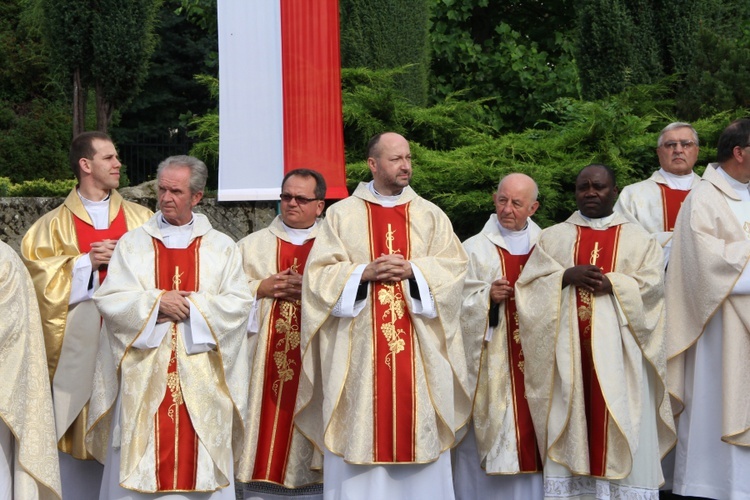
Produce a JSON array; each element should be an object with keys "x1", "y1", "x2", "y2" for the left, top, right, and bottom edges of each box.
[
  {"x1": 744, "y1": 221, "x2": 750, "y2": 239},
  {"x1": 512, "y1": 312, "x2": 521, "y2": 344},
  {"x1": 289, "y1": 257, "x2": 300, "y2": 274},
  {"x1": 378, "y1": 285, "x2": 407, "y2": 370},
  {"x1": 167, "y1": 266, "x2": 184, "y2": 423},
  {"x1": 589, "y1": 242, "x2": 601, "y2": 266},
  {"x1": 272, "y1": 300, "x2": 300, "y2": 394},
  {"x1": 385, "y1": 223, "x2": 400, "y2": 255},
  {"x1": 577, "y1": 289, "x2": 592, "y2": 321}
]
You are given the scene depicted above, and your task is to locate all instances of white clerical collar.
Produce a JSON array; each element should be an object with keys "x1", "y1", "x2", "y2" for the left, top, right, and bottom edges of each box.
[
  {"x1": 716, "y1": 166, "x2": 750, "y2": 201},
  {"x1": 578, "y1": 211, "x2": 616, "y2": 230},
  {"x1": 281, "y1": 220, "x2": 317, "y2": 245},
  {"x1": 658, "y1": 168, "x2": 694, "y2": 190},
  {"x1": 157, "y1": 214, "x2": 195, "y2": 248},
  {"x1": 77, "y1": 189, "x2": 110, "y2": 229},
  {"x1": 368, "y1": 181, "x2": 402, "y2": 208},
  {"x1": 496, "y1": 220, "x2": 530, "y2": 255}
]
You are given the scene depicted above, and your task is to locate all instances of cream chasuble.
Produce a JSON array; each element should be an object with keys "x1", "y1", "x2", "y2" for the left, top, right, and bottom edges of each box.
[
  {"x1": 236, "y1": 216, "x2": 323, "y2": 489},
  {"x1": 614, "y1": 170, "x2": 698, "y2": 267},
  {"x1": 20, "y1": 188, "x2": 152, "y2": 459},
  {"x1": 0, "y1": 241, "x2": 61, "y2": 499},
  {"x1": 459, "y1": 214, "x2": 543, "y2": 474},
  {"x1": 296, "y1": 183, "x2": 470, "y2": 466},
  {"x1": 453, "y1": 214, "x2": 544, "y2": 500},
  {"x1": 88, "y1": 212, "x2": 252, "y2": 494},
  {"x1": 516, "y1": 212, "x2": 675, "y2": 498},
  {"x1": 667, "y1": 165, "x2": 750, "y2": 498}
]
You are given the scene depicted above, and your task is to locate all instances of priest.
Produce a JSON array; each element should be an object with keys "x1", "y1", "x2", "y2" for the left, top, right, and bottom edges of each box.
[
  {"x1": 295, "y1": 132, "x2": 470, "y2": 499},
  {"x1": 614, "y1": 122, "x2": 701, "y2": 267},
  {"x1": 88, "y1": 155, "x2": 252, "y2": 498},
  {"x1": 0, "y1": 240, "x2": 61, "y2": 499},
  {"x1": 454, "y1": 173, "x2": 543, "y2": 499},
  {"x1": 21, "y1": 131, "x2": 152, "y2": 499},
  {"x1": 667, "y1": 118, "x2": 750, "y2": 499},
  {"x1": 236, "y1": 168, "x2": 326, "y2": 498},
  {"x1": 516, "y1": 164, "x2": 675, "y2": 498}
]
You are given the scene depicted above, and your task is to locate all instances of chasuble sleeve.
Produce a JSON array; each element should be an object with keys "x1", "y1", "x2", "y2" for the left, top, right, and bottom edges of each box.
[{"x1": 0, "y1": 243, "x2": 62, "y2": 500}]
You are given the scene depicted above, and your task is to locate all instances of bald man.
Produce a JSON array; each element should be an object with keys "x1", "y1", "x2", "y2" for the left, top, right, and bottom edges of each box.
[
  {"x1": 296, "y1": 132, "x2": 469, "y2": 499},
  {"x1": 454, "y1": 173, "x2": 544, "y2": 499}
]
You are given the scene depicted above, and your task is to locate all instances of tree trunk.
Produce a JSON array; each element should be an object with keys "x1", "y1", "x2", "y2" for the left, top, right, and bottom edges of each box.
[
  {"x1": 73, "y1": 68, "x2": 86, "y2": 136},
  {"x1": 95, "y1": 83, "x2": 114, "y2": 133}
]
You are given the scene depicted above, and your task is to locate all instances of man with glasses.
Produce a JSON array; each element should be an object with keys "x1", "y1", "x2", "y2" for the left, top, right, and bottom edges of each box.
[
  {"x1": 614, "y1": 122, "x2": 701, "y2": 267},
  {"x1": 667, "y1": 118, "x2": 750, "y2": 499},
  {"x1": 236, "y1": 168, "x2": 326, "y2": 499},
  {"x1": 296, "y1": 132, "x2": 469, "y2": 499}
]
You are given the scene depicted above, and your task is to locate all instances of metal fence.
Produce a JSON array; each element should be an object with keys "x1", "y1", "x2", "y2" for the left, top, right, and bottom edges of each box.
[{"x1": 117, "y1": 132, "x2": 194, "y2": 186}]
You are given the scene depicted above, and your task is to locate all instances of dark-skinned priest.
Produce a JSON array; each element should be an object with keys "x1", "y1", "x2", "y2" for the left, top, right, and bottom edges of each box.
[{"x1": 515, "y1": 164, "x2": 675, "y2": 498}]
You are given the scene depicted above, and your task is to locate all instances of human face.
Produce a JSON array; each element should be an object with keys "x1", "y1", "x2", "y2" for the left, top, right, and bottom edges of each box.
[
  {"x1": 280, "y1": 175, "x2": 324, "y2": 229},
  {"x1": 368, "y1": 133, "x2": 412, "y2": 196},
  {"x1": 81, "y1": 139, "x2": 121, "y2": 199},
  {"x1": 157, "y1": 165, "x2": 203, "y2": 226},
  {"x1": 657, "y1": 127, "x2": 699, "y2": 176},
  {"x1": 493, "y1": 175, "x2": 539, "y2": 231},
  {"x1": 575, "y1": 166, "x2": 618, "y2": 219}
]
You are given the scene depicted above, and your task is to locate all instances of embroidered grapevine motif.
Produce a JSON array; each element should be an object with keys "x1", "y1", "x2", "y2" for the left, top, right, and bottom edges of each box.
[
  {"x1": 272, "y1": 300, "x2": 301, "y2": 394},
  {"x1": 378, "y1": 284, "x2": 407, "y2": 370}
]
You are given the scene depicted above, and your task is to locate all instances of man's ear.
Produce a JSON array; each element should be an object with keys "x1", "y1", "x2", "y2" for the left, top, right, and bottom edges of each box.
[{"x1": 79, "y1": 157, "x2": 91, "y2": 175}]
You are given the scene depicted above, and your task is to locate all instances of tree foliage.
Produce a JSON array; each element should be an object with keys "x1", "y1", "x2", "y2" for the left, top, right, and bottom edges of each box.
[
  {"x1": 343, "y1": 71, "x2": 744, "y2": 239},
  {"x1": 40, "y1": 0, "x2": 161, "y2": 133},
  {"x1": 340, "y1": 0, "x2": 430, "y2": 106},
  {"x1": 430, "y1": 0, "x2": 580, "y2": 132},
  {"x1": 110, "y1": 0, "x2": 217, "y2": 141}
]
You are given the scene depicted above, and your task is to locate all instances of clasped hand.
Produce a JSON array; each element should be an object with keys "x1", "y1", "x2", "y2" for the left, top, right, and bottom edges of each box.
[
  {"x1": 89, "y1": 239, "x2": 117, "y2": 270},
  {"x1": 362, "y1": 254, "x2": 414, "y2": 284},
  {"x1": 157, "y1": 290, "x2": 192, "y2": 323},
  {"x1": 563, "y1": 265, "x2": 612, "y2": 294},
  {"x1": 257, "y1": 268, "x2": 302, "y2": 300}
]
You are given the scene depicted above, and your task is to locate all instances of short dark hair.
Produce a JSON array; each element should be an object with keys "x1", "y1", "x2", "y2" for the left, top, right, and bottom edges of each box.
[
  {"x1": 367, "y1": 133, "x2": 388, "y2": 159},
  {"x1": 716, "y1": 118, "x2": 750, "y2": 163},
  {"x1": 282, "y1": 168, "x2": 327, "y2": 200},
  {"x1": 69, "y1": 131, "x2": 112, "y2": 180},
  {"x1": 577, "y1": 163, "x2": 617, "y2": 187}
]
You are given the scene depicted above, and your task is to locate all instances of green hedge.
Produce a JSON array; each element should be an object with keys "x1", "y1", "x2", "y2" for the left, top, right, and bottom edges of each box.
[{"x1": 0, "y1": 177, "x2": 76, "y2": 197}]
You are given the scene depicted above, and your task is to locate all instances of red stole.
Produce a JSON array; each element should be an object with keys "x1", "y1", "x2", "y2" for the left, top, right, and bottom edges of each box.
[
  {"x1": 497, "y1": 247, "x2": 541, "y2": 472},
  {"x1": 574, "y1": 225, "x2": 621, "y2": 477},
  {"x1": 252, "y1": 238, "x2": 315, "y2": 483},
  {"x1": 658, "y1": 184, "x2": 690, "y2": 232},
  {"x1": 366, "y1": 202, "x2": 416, "y2": 463},
  {"x1": 73, "y1": 207, "x2": 128, "y2": 284},
  {"x1": 153, "y1": 238, "x2": 201, "y2": 491}
]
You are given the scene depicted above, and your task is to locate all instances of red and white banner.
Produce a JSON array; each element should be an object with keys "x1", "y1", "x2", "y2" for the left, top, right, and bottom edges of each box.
[{"x1": 217, "y1": 0, "x2": 347, "y2": 201}]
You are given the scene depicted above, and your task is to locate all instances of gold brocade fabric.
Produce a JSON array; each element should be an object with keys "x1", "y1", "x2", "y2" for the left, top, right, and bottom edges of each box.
[
  {"x1": 87, "y1": 213, "x2": 253, "y2": 493},
  {"x1": 295, "y1": 183, "x2": 470, "y2": 465},
  {"x1": 515, "y1": 212, "x2": 675, "y2": 480},
  {"x1": 236, "y1": 216, "x2": 323, "y2": 487},
  {"x1": 460, "y1": 214, "x2": 542, "y2": 473},
  {"x1": 21, "y1": 188, "x2": 152, "y2": 381},
  {"x1": 666, "y1": 165, "x2": 750, "y2": 446},
  {"x1": 20, "y1": 188, "x2": 152, "y2": 459},
  {"x1": 614, "y1": 170, "x2": 700, "y2": 248},
  {"x1": 0, "y1": 241, "x2": 61, "y2": 499}
]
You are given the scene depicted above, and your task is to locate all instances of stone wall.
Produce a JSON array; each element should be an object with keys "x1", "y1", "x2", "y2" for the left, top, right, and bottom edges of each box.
[{"x1": 0, "y1": 196, "x2": 278, "y2": 254}]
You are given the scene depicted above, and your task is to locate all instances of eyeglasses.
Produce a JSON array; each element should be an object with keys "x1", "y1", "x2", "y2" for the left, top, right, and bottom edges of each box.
[
  {"x1": 662, "y1": 140, "x2": 697, "y2": 150},
  {"x1": 280, "y1": 193, "x2": 320, "y2": 205}
]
